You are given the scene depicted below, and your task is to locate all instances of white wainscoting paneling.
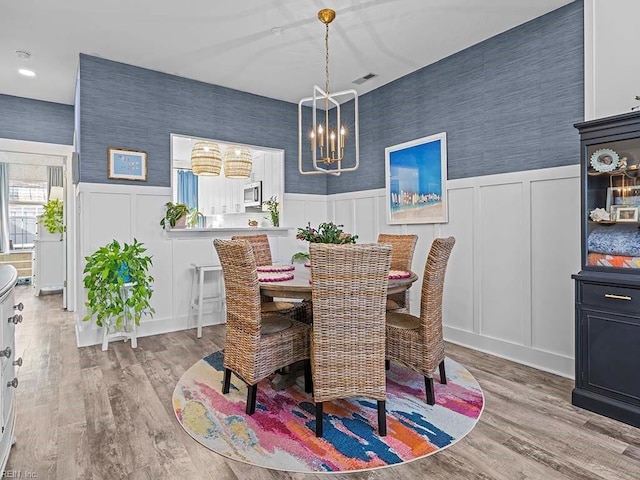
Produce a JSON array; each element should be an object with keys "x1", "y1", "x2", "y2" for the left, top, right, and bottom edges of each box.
[
  {"x1": 75, "y1": 185, "x2": 327, "y2": 347},
  {"x1": 479, "y1": 182, "x2": 526, "y2": 346},
  {"x1": 530, "y1": 177, "x2": 580, "y2": 358},
  {"x1": 76, "y1": 183, "x2": 173, "y2": 346},
  {"x1": 440, "y1": 187, "x2": 474, "y2": 333},
  {"x1": 75, "y1": 168, "x2": 580, "y2": 378},
  {"x1": 326, "y1": 165, "x2": 580, "y2": 377}
]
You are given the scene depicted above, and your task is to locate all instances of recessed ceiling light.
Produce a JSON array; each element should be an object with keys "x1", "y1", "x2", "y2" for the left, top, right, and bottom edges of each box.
[
  {"x1": 15, "y1": 50, "x2": 31, "y2": 60},
  {"x1": 18, "y1": 69, "x2": 36, "y2": 77}
]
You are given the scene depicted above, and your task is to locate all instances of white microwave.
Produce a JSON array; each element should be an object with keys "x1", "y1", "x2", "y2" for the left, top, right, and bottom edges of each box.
[{"x1": 243, "y1": 181, "x2": 262, "y2": 208}]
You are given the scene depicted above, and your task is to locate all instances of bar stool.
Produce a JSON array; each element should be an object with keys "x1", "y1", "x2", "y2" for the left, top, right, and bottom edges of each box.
[{"x1": 189, "y1": 263, "x2": 224, "y2": 338}]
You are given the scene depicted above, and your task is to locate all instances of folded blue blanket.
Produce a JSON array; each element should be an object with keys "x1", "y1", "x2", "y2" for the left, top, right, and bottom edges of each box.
[{"x1": 588, "y1": 224, "x2": 640, "y2": 257}]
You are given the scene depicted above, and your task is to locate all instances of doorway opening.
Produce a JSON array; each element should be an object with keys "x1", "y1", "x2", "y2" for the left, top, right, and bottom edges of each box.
[{"x1": 0, "y1": 139, "x2": 75, "y2": 311}]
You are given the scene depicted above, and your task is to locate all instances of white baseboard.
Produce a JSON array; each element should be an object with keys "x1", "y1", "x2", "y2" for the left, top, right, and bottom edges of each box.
[
  {"x1": 444, "y1": 326, "x2": 574, "y2": 379},
  {"x1": 75, "y1": 313, "x2": 225, "y2": 348}
]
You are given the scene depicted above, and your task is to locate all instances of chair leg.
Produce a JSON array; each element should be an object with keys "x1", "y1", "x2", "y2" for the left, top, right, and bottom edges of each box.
[
  {"x1": 385, "y1": 359, "x2": 390, "y2": 371},
  {"x1": 425, "y1": 376, "x2": 435, "y2": 405},
  {"x1": 222, "y1": 368, "x2": 231, "y2": 394},
  {"x1": 315, "y1": 402, "x2": 323, "y2": 437},
  {"x1": 246, "y1": 384, "x2": 258, "y2": 415},
  {"x1": 439, "y1": 359, "x2": 447, "y2": 385},
  {"x1": 377, "y1": 400, "x2": 387, "y2": 436},
  {"x1": 304, "y1": 359, "x2": 313, "y2": 394}
]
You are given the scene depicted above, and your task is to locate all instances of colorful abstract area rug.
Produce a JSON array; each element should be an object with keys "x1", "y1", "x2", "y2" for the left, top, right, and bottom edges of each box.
[{"x1": 173, "y1": 351, "x2": 484, "y2": 473}]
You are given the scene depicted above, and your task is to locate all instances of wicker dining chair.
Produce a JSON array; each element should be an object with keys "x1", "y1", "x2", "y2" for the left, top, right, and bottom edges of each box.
[
  {"x1": 214, "y1": 239, "x2": 311, "y2": 415},
  {"x1": 309, "y1": 243, "x2": 392, "y2": 437},
  {"x1": 385, "y1": 236, "x2": 455, "y2": 405},
  {"x1": 231, "y1": 234, "x2": 273, "y2": 266},
  {"x1": 377, "y1": 233, "x2": 418, "y2": 313},
  {"x1": 231, "y1": 234, "x2": 301, "y2": 316}
]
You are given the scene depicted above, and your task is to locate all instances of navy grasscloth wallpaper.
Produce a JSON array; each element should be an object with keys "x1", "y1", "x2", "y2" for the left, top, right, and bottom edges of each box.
[
  {"x1": 327, "y1": 1, "x2": 584, "y2": 194},
  {"x1": 79, "y1": 55, "x2": 326, "y2": 193},
  {"x1": 0, "y1": 94, "x2": 74, "y2": 145}
]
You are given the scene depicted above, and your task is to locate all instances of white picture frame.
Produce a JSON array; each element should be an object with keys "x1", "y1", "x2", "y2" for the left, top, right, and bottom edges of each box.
[{"x1": 385, "y1": 132, "x2": 448, "y2": 224}]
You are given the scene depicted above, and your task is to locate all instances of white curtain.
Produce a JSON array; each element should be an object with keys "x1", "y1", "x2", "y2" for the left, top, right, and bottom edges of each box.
[
  {"x1": 0, "y1": 163, "x2": 9, "y2": 253},
  {"x1": 47, "y1": 166, "x2": 63, "y2": 199}
]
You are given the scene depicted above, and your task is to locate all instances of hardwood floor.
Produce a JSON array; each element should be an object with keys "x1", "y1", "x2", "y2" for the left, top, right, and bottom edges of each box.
[{"x1": 6, "y1": 286, "x2": 640, "y2": 479}]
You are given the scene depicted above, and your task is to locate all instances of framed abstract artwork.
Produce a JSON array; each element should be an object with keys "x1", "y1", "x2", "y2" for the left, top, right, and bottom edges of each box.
[
  {"x1": 108, "y1": 147, "x2": 147, "y2": 181},
  {"x1": 385, "y1": 132, "x2": 448, "y2": 224}
]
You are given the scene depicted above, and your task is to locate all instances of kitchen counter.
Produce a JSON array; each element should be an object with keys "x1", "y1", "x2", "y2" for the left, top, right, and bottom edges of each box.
[{"x1": 165, "y1": 226, "x2": 291, "y2": 237}]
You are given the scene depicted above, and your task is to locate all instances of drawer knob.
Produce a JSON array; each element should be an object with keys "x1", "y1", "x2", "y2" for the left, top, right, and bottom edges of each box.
[
  {"x1": 13, "y1": 303, "x2": 24, "y2": 311},
  {"x1": 13, "y1": 357, "x2": 22, "y2": 367},
  {"x1": 8, "y1": 314, "x2": 22, "y2": 325},
  {"x1": 0, "y1": 347, "x2": 11, "y2": 358},
  {"x1": 604, "y1": 294, "x2": 632, "y2": 301},
  {"x1": 6, "y1": 378, "x2": 18, "y2": 389}
]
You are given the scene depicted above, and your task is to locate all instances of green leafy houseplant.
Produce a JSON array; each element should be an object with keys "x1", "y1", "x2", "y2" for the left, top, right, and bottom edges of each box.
[
  {"x1": 41, "y1": 199, "x2": 64, "y2": 237},
  {"x1": 160, "y1": 202, "x2": 189, "y2": 229},
  {"x1": 296, "y1": 222, "x2": 358, "y2": 244},
  {"x1": 263, "y1": 196, "x2": 280, "y2": 227},
  {"x1": 292, "y1": 222, "x2": 358, "y2": 262},
  {"x1": 291, "y1": 251, "x2": 310, "y2": 264},
  {"x1": 82, "y1": 239, "x2": 155, "y2": 329}
]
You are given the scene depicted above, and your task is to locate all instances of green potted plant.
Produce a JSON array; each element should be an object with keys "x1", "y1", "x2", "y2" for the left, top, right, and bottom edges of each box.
[
  {"x1": 292, "y1": 222, "x2": 357, "y2": 263},
  {"x1": 82, "y1": 239, "x2": 155, "y2": 329},
  {"x1": 160, "y1": 202, "x2": 189, "y2": 229},
  {"x1": 291, "y1": 251, "x2": 310, "y2": 264},
  {"x1": 40, "y1": 199, "x2": 64, "y2": 239},
  {"x1": 263, "y1": 196, "x2": 280, "y2": 227},
  {"x1": 296, "y1": 222, "x2": 358, "y2": 244}
]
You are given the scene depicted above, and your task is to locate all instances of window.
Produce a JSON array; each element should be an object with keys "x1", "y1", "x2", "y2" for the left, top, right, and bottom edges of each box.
[{"x1": 8, "y1": 180, "x2": 47, "y2": 249}]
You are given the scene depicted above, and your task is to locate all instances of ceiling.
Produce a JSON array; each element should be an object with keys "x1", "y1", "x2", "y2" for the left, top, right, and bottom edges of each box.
[{"x1": 0, "y1": 0, "x2": 575, "y2": 106}]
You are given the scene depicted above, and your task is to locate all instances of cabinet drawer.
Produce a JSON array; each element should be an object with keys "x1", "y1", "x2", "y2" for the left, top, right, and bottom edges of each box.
[
  {"x1": 581, "y1": 283, "x2": 640, "y2": 313},
  {"x1": 1, "y1": 314, "x2": 17, "y2": 363},
  {"x1": 2, "y1": 358, "x2": 16, "y2": 428}
]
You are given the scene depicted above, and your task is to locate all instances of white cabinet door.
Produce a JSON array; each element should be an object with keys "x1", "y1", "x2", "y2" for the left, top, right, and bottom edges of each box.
[{"x1": 33, "y1": 239, "x2": 64, "y2": 295}]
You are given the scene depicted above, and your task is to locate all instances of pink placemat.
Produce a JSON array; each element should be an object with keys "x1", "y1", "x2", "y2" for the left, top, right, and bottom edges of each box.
[
  {"x1": 308, "y1": 271, "x2": 411, "y2": 283},
  {"x1": 256, "y1": 264, "x2": 295, "y2": 273},
  {"x1": 258, "y1": 272, "x2": 295, "y2": 282},
  {"x1": 388, "y1": 270, "x2": 411, "y2": 279}
]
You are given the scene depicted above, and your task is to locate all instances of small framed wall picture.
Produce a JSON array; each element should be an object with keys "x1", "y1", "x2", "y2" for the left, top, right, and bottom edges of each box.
[
  {"x1": 108, "y1": 147, "x2": 148, "y2": 181},
  {"x1": 612, "y1": 205, "x2": 639, "y2": 222}
]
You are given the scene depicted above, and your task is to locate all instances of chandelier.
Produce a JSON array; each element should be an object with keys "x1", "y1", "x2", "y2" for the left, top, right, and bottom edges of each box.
[
  {"x1": 298, "y1": 9, "x2": 359, "y2": 176},
  {"x1": 223, "y1": 145, "x2": 252, "y2": 179},
  {"x1": 191, "y1": 141, "x2": 222, "y2": 176}
]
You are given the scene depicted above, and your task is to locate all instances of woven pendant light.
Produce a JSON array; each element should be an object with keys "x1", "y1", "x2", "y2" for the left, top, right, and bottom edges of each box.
[
  {"x1": 191, "y1": 141, "x2": 222, "y2": 176},
  {"x1": 223, "y1": 145, "x2": 252, "y2": 179}
]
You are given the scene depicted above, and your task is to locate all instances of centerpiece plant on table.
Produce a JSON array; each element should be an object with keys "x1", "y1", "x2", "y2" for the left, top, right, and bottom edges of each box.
[
  {"x1": 82, "y1": 239, "x2": 155, "y2": 330},
  {"x1": 291, "y1": 222, "x2": 358, "y2": 263}
]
